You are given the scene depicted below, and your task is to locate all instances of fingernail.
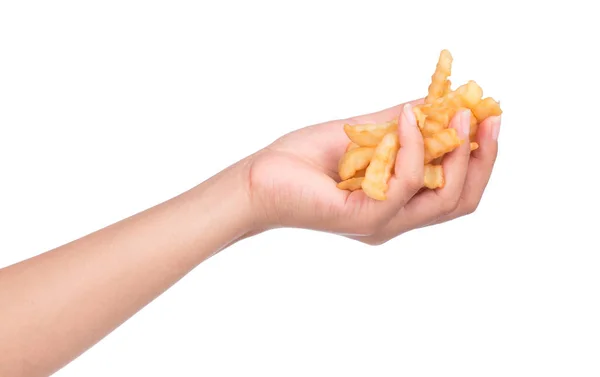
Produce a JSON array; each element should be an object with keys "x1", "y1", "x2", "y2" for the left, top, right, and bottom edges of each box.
[
  {"x1": 402, "y1": 103, "x2": 417, "y2": 127},
  {"x1": 461, "y1": 110, "x2": 471, "y2": 138},
  {"x1": 490, "y1": 116, "x2": 501, "y2": 140}
]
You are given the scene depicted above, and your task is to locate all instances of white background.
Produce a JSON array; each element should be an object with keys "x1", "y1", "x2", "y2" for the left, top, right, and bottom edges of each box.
[{"x1": 1, "y1": 1, "x2": 599, "y2": 376}]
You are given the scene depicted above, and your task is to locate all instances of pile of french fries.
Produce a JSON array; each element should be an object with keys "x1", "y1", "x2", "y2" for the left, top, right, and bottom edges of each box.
[{"x1": 336, "y1": 49, "x2": 502, "y2": 201}]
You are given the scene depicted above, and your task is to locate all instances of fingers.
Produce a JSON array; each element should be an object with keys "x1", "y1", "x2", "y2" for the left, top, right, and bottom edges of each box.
[
  {"x1": 431, "y1": 110, "x2": 472, "y2": 208},
  {"x1": 341, "y1": 104, "x2": 423, "y2": 234},
  {"x1": 351, "y1": 110, "x2": 471, "y2": 243},
  {"x1": 383, "y1": 103, "x2": 425, "y2": 211},
  {"x1": 398, "y1": 110, "x2": 471, "y2": 221},
  {"x1": 432, "y1": 115, "x2": 500, "y2": 221},
  {"x1": 342, "y1": 111, "x2": 499, "y2": 243}
]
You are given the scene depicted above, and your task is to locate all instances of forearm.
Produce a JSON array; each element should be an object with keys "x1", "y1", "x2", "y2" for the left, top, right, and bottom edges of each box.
[{"x1": 0, "y1": 160, "x2": 256, "y2": 377}]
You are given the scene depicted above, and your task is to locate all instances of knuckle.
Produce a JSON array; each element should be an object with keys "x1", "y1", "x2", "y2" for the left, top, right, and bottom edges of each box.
[{"x1": 405, "y1": 172, "x2": 423, "y2": 193}]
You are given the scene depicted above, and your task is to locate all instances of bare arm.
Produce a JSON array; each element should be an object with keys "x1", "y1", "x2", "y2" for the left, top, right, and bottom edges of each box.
[
  {"x1": 0, "y1": 100, "x2": 500, "y2": 376},
  {"x1": 0, "y1": 161, "x2": 257, "y2": 377}
]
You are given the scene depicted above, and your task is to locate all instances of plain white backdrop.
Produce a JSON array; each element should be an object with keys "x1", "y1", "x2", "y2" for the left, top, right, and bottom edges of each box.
[{"x1": 1, "y1": 1, "x2": 599, "y2": 376}]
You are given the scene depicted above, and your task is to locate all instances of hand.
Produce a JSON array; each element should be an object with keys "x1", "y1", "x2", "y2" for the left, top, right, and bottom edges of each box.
[{"x1": 246, "y1": 100, "x2": 501, "y2": 244}]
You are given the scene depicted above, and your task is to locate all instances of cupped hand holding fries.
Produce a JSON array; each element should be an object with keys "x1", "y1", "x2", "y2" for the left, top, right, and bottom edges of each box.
[{"x1": 248, "y1": 50, "x2": 501, "y2": 244}]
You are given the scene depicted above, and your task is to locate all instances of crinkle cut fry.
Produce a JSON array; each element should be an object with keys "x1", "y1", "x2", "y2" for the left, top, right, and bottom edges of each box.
[
  {"x1": 361, "y1": 132, "x2": 400, "y2": 201},
  {"x1": 425, "y1": 49, "x2": 453, "y2": 104},
  {"x1": 346, "y1": 142, "x2": 360, "y2": 152},
  {"x1": 423, "y1": 128, "x2": 463, "y2": 164},
  {"x1": 343, "y1": 120, "x2": 398, "y2": 147},
  {"x1": 472, "y1": 97, "x2": 502, "y2": 122},
  {"x1": 423, "y1": 164, "x2": 444, "y2": 189},
  {"x1": 338, "y1": 147, "x2": 375, "y2": 181},
  {"x1": 337, "y1": 177, "x2": 364, "y2": 191},
  {"x1": 413, "y1": 105, "x2": 427, "y2": 130},
  {"x1": 420, "y1": 118, "x2": 446, "y2": 138}
]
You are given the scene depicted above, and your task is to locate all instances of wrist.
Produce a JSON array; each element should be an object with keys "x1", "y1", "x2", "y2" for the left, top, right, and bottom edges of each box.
[{"x1": 182, "y1": 157, "x2": 266, "y2": 253}]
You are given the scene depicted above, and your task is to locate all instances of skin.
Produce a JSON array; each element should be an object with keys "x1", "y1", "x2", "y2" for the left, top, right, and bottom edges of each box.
[{"x1": 0, "y1": 99, "x2": 500, "y2": 377}]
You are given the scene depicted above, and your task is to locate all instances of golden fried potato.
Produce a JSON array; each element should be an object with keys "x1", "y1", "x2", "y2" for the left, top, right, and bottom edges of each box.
[
  {"x1": 338, "y1": 147, "x2": 375, "y2": 181},
  {"x1": 420, "y1": 119, "x2": 446, "y2": 138},
  {"x1": 426, "y1": 49, "x2": 453, "y2": 104},
  {"x1": 343, "y1": 119, "x2": 398, "y2": 147},
  {"x1": 346, "y1": 142, "x2": 360, "y2": 152},
  {"x1": 472, "y1": 97, "x2": 502, "y2": 122},
  {"x1": 423, "y1": 164, "x2": 444, "y2": 189},
  {"x1": 424, "y1": 128, "x2": 463, "y2": 164},
  {"x1": 455, "y1": 80, "x2": 483, "y2": 109},
  {"x1": 423, "y1": 105, "x2": 454, "y2": 126},
  {"x1": 361, "y1": 133, "x2": 400, "y2": 201},
  {"x1": 470, "y1": 142, "x2": 479, "y2": 151},
  {"x1": 442, "y1": 80, "x2": 452, "y2": 97},
  {"x1": 469, "y1": 110, "x2": 478, "y2": 141},
  {"x1": 413, "y1": 105, "x2": 428, "y2": 130},
  {"x1": 337, "y1": 177, "x2": 364, "y2": 191},
  {"x1": 417, "y1": 103, "x2": 434, "y2": 116}
]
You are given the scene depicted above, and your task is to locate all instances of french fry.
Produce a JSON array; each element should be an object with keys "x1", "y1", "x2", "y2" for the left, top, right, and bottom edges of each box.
[
  {"x1": 423, "y1": 164, "x2": 444, "y2": 189},
  {"x1": 469, "y1": 110, "x2": 478, "y2": 141},
  {"x1": 472, "y1": 97, "x2": 502, "y2": 122},
  {"x1": 338, "y1": 147, "x2": 375, "y2": 181},
  {"x1": 420, "y1": 118, "x2": 446, "y2": 138},
  {"x1": 470, "y1": 142, "x2": 479, "y2": 151},
  {"x1": 426, "y1": 81, "x2": 482, "y2": 117},
  {"x1": 425, "y1": 49, "x2": 453, "y2": 104},
  {"x1": 343, "y1": 119, "x2": 398, "y2": 147},
  {"x1": 422, "y1": 105, "x2": 457, "y2": 138},
  {"x1": 361, "y1": 133, "x2": 400, "y2": 201},
  {"x1": 336, "y1": 177, "x2": 364, "y2": 191},
  {"x1": 346, "y1": 141, "x2": 360, "y2": 152},
  {"x1": 413, "y1": 105, "x2": 428, "y2": 129},
  {"x1": 418, "y1": 103, "x2": 436, "y2": 116},
  {"x1": 455, "y1": 80, "x2": 483, "y2": 109},
  {"x1": 423, "y1": 128, "x2": 463, "y2": 164},
  {"x1": 442, "y1": 80, "x2": 452, "y2": 97},
  {"x1": 423, "y1": 105, "x2": 454, "y2": 125}
]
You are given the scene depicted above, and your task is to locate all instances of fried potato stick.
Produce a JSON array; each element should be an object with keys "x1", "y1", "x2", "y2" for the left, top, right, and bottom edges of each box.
[
  {"x1": 336, "y1": 177, "x2": 364, "y2": 191},
  {"x1": 361, "y1": 133, "x2": 400, "y2": 201},
  {"x1": 472, "y1": 97, "x2": 502, "y2": 122},
  {"x1": 343, "y1": 119, "x2": 398, "y2": 147},
  {"x1": 423, "y1": 128, "x2": 463, "y2": 164},
  {"x1": 426, "y1": 49, "x2": 453, "y2": 104},
  {"x1": 338, "y1": 147, "x2": 375, "y2": 180},
  {"x1": 423, "y1": 164, "x2": 444, "y2": 189},
  {"x1": 346, "y1": 142, "x2": 360, "y2": 152}
]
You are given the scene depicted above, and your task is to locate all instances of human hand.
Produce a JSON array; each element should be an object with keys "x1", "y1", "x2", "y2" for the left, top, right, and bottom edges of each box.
[{"x1": 246, "y1": 100, "x2": 501, "y2": 244}]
